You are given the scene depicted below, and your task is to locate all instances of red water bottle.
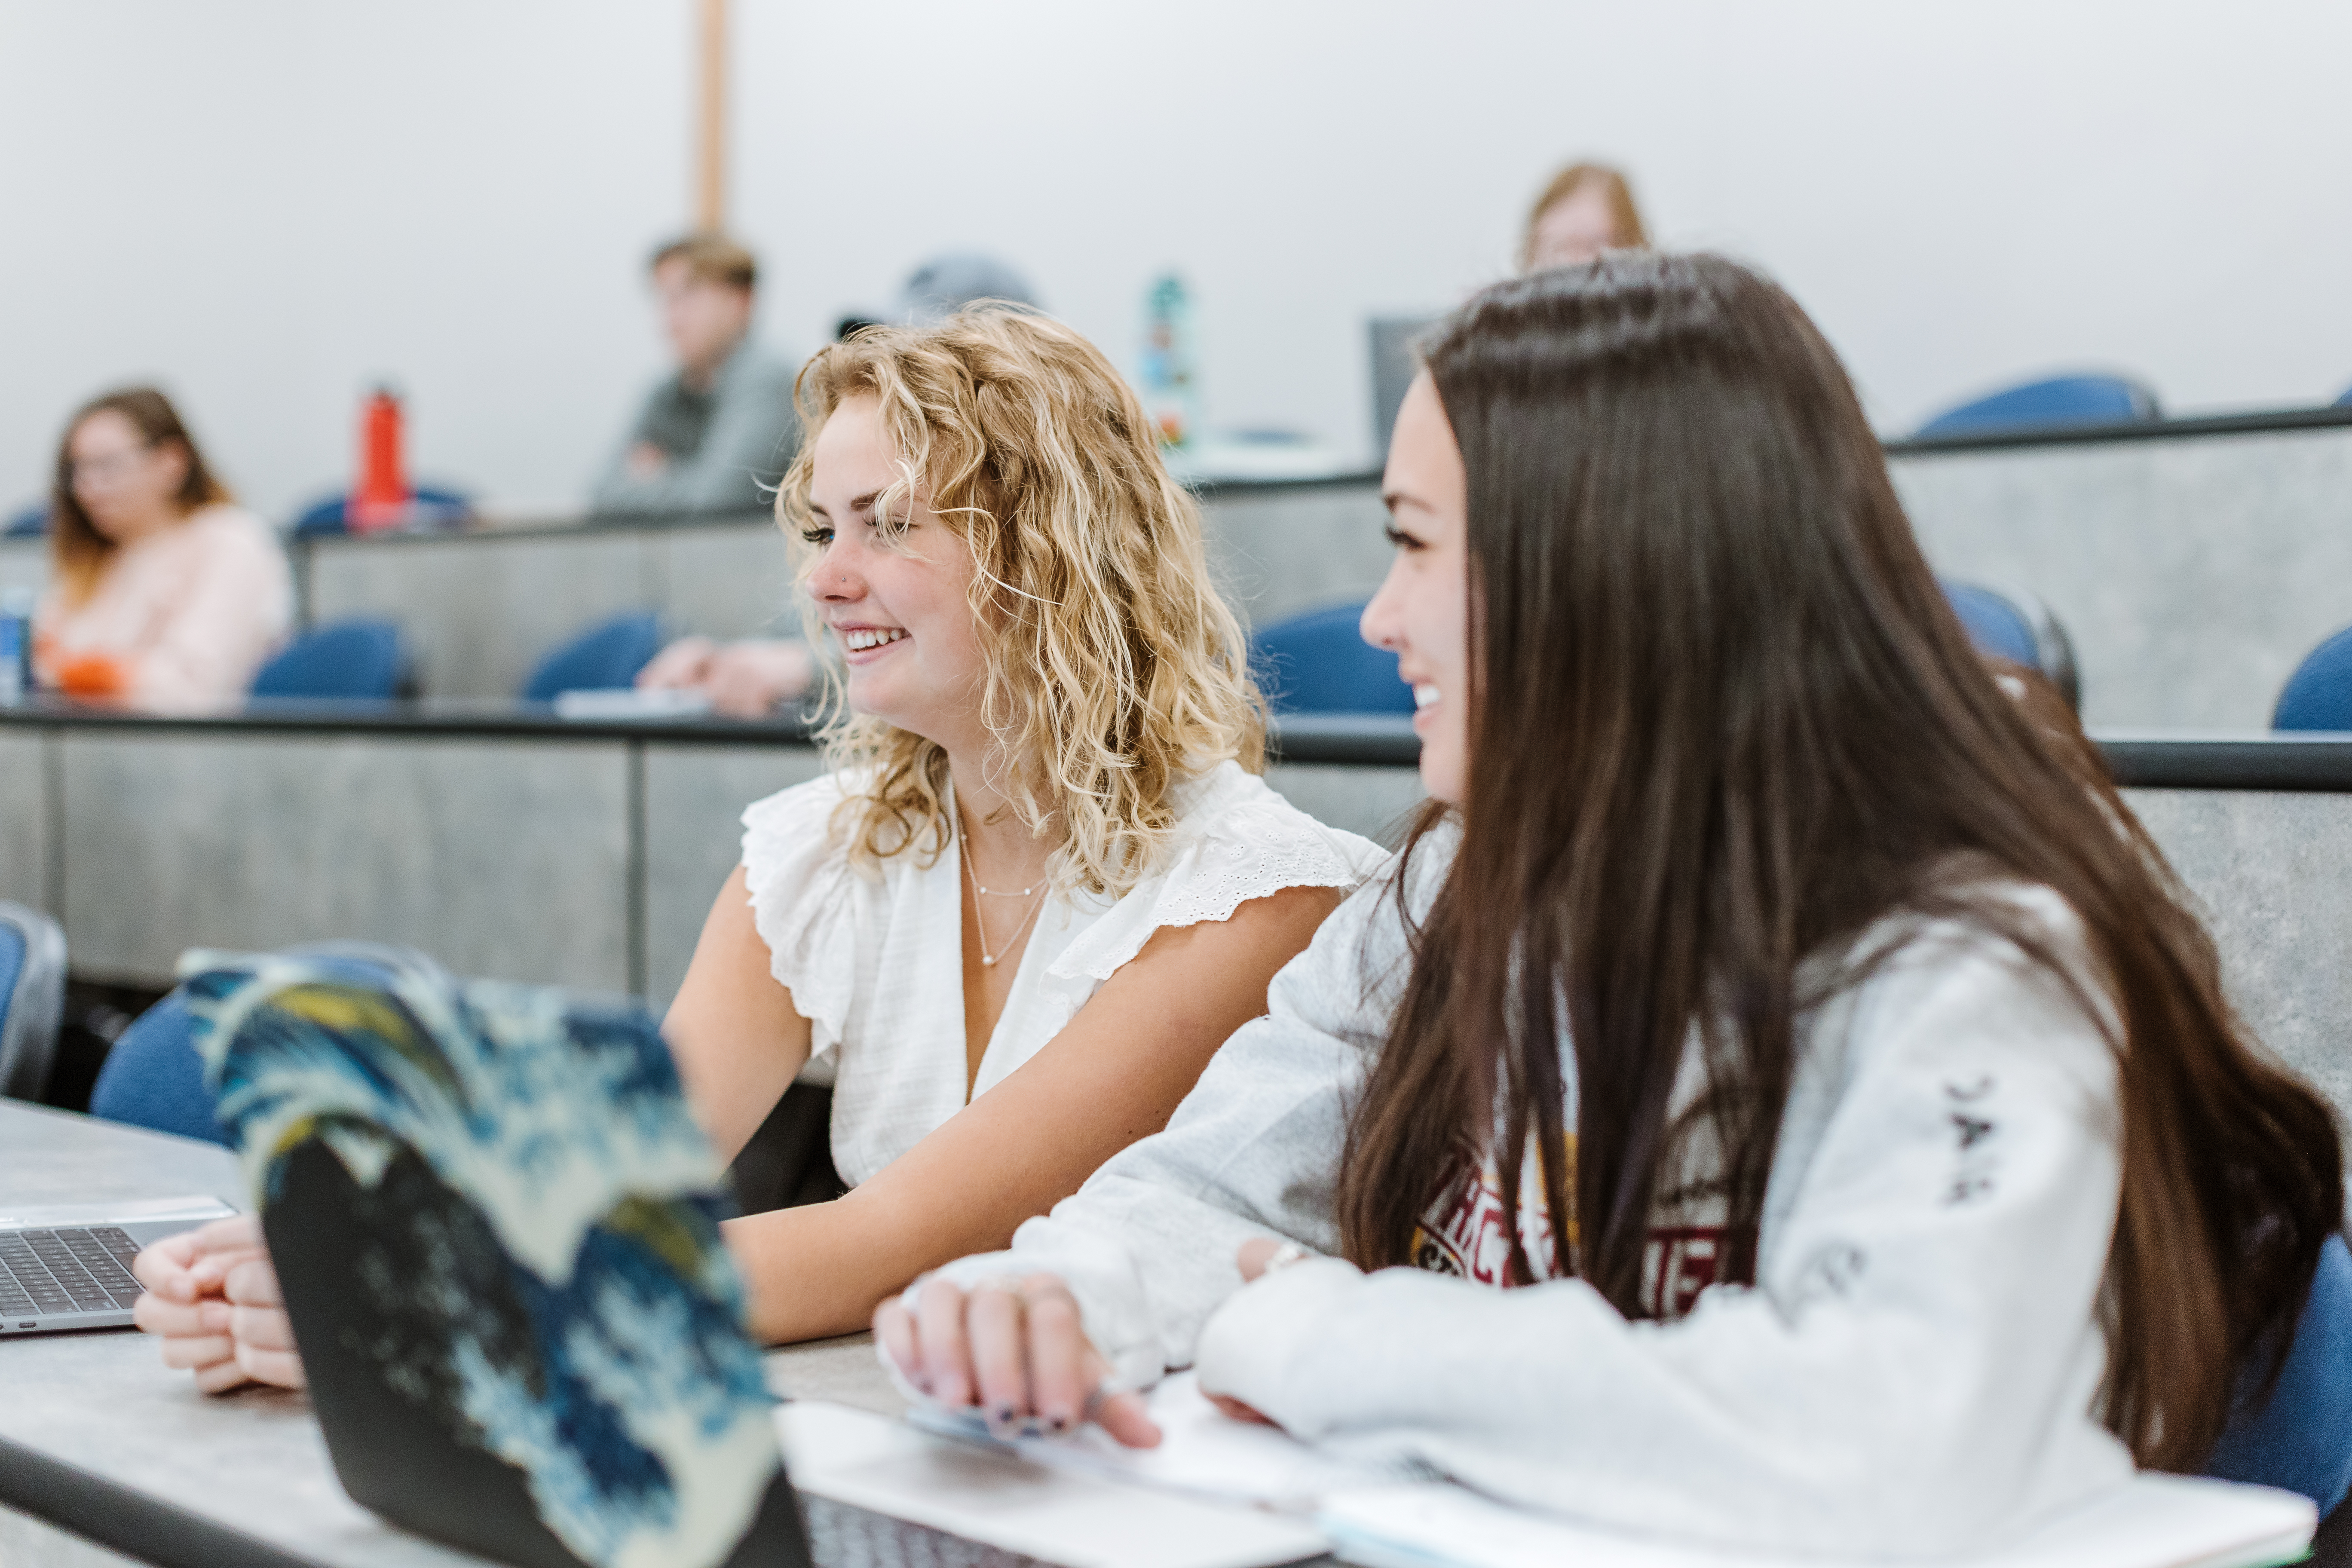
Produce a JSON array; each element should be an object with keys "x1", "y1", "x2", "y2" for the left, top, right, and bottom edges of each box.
[{"x1": 349, "y1": 386, "x2": 410, "y2": 533}]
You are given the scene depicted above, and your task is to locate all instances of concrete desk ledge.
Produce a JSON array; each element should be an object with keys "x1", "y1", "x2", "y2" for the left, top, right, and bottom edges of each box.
[
  {"x1": 0, "y1": 698, "x2": 1410, "y2": 767},
  {"x1": 1882, "y1": 399, "x2": 2352, "y2": 456},
  {"x1": 6, "y1": 708, "x2": 2352, "y2": 1130},
  {"x1": 0, "y1": 702, "x2": 1430, "y2": 1007}
]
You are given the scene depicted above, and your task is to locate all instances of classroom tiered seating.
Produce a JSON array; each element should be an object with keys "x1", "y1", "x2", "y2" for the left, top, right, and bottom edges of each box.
[
  {"x1": 287, "y1": 485, "x2": 475, "y2": 537},
  {"x1": 2273, "y1": 626, "x2": 2352, "y2": 730},
  {"x1": 0, "y1": 901, "x2": 65, "y2": 1102},
  {"x1": 1916, "y1": 373, "x2": 2161, "y2": 438},
  {"x1": 250, "y1": 620, "x2": 412, "y2": 701},
  {"x1": 1943, "y1": 580, "x2": 2081, "y2": 709},
  {"x1": 522, "y1": 610, "x2": 665, "y2": 701},
  {"x1": 86, "y1": 991, "x2": 223, "y2": 1145},
  {"x1": 1251, "y1": 585, "x2": 2080, "y2": 716},
  {"x1": 1249, "y1": 603, "x2": 1414, "y2": 715}
]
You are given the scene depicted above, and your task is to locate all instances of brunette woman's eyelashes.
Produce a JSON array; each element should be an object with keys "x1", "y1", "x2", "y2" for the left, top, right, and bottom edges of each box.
[{"x1": 1383, "y1": 524, "x2": 1426, "y2": 552}]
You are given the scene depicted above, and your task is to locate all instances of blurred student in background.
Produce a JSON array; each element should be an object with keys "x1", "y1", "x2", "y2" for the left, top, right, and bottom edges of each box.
[
  {"x1": 590, "y1": 233, "x2": 798, "y2": 516},
  {"x1": 636, "y1": 254, "x2": 1044, "y2": 718},
  {"x1": 34, "y1": 388, "x2": 291, "y2": 713},
  {"x1": 1519, "y1": 161, "x2": 1648, "y2": 271}
]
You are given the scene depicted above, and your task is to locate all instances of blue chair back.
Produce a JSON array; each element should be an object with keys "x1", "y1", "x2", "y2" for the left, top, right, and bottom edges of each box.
[
  {"x1": 250, "y1": 619, "x2": 408, "y2": 701},
  {"x1": 2273, "y1": 625, "x2": 2352, "y2": 731},
  {"x1": 1945, "y1": 582, "x2": 2038, "y2": 667},
  {"x1": 2206, "y1": 1233, "x2": 2352, "y2": 1515},
  {"x1": 1916, "y1": 375, "x2": 2160, "y2": 439},
  {"x1": 288, "y1": 485, "x2": 474, "y2": 538},
  {"x1": 3, "y1": 502, "x2": 48, "y2": 537},
  {"x1": 523, "y1": 611, "x2": 665, "y2": 702},
  {"x1": 2336, "y1": 384, "x2": 2352, "y2": 409},
  {"x1": 0, "y1": 901, "x2": 65, "y2": 1101},
  {"x1": 1941, "y1": 580, "x2": 2081, "y2": 711},
  {"x1": 88, "y1": 991, "x2": 229, "y2": 1144},
  {"x1": 1250, "y1": 602, "x2": 1414, "y2": 716}
]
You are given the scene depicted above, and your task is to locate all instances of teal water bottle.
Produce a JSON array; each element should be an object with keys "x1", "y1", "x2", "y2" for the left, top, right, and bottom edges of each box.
[{"x1": 1140, "y1": 272, "x2": 1199, "y2": 451}]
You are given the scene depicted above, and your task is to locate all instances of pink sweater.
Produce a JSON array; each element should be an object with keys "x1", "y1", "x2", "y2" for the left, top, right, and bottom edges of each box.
[{"x1": 34, "y1": 505, "x2": 294, "y2": 714}]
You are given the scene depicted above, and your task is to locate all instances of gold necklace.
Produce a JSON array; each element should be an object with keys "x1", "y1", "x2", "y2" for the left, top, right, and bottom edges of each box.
[{"x1": 959, "y1": 829, "x2": 1046, "y2": 968}]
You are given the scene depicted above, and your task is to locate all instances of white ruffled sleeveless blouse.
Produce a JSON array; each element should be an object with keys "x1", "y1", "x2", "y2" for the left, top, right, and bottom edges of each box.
[{"x1": 739, "y1": 760, "x2": 1388, "y2": 1186}]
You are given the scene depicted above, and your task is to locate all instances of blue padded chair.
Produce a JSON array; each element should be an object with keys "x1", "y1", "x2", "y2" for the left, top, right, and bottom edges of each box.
[
  {"x1": 3, "y1": 502, "x2": 48, "y2": 537},
  {"x1": 288, "y1": 485, "x2": 474, "y2": 538},
  {"x1": 523, "y1": 610, "x2": 665, "y2": 702},
  {"x1": 88, "y1": 991, "x2": 227, "y2": 1144},
  {"x1": 1250, "y1": 602, "x2": 1415, "y2": 716},
  {"x1": 2335, "y1": 384, "x2": 2352, "y2": 409},
  {"x1": 249, "y1": 619, "x2": 409, "y2": 701},
  {"x1": 1942, "y1": 580, "x2": 2081, "y2": 711},
  {"x1": 93, "y1": 945, "x2": 410, "y2": 1142},
  {"x1": 2206, "y1": 1233, "x2": 2352, "y2": 1515},
  {"x1": 0, "y1": 901, "x2": 66, "y2": 1102},
  {"x1": 2272, "y1": 625, "x2": 2352, "y2": 731},
  {"x1": 1916, "y1": 375, "x2": 2160, "y2": 439}
]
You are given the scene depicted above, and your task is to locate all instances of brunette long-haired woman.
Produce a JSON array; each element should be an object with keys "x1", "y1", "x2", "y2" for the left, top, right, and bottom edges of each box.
[{"x1": 881, "y1": 254, "x2": 2347, "y2": 1554}]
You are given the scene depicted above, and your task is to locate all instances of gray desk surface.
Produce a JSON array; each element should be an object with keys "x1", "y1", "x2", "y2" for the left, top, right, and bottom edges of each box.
[{"x1": 0, "y1": 1101, "x2": 902, "y2": 1568}]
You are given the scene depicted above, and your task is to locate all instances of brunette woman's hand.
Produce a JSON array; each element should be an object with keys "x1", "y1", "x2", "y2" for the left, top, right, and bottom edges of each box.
[
  {"x1": 874, "y1": 1275, "x2": 1161, "y2": 1448},
  {"x1": 131, "y1": 1215, "x2": 306, "y2": 1393},
  {"x1": 1198, "y1": 1240, "x2": 1288, "y2": 1428}
]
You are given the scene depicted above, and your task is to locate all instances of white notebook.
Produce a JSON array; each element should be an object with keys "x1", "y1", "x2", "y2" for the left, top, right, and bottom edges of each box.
[
  {"x1": 776, "y1": 1399, "x2": 1329, "y2": 1568},
  {"x1": 882, "y1": 1371, "x2": 2317, "y2": 1568}
]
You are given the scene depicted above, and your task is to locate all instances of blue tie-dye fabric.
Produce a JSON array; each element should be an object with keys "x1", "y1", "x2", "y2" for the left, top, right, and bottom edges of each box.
[{"x1": 181, "y1": 946, "x2": 781, "y2": 1568}]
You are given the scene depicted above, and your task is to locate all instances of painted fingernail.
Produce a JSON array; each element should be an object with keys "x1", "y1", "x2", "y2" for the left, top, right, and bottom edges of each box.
[
  {"x1": 995, "y1": 1405, "x2": 1016, "y2": 1424},
  {"x1": 1047, "y1": 1414, "x2": 1069, "y2": 1433}
]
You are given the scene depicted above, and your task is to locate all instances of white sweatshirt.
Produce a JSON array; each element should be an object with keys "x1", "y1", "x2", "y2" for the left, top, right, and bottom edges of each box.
[{"x1": 922, "y1": 834, "x2": 2139, "y2": 1558}]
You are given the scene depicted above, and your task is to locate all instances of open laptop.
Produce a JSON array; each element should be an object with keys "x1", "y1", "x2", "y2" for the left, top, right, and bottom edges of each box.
[
  {"x1": 184, "y1": 946, "x2": 1327, "y2": 1568},
  {"x1": 0, "y1": 1194, "x2": 239, "y2": 1336}
]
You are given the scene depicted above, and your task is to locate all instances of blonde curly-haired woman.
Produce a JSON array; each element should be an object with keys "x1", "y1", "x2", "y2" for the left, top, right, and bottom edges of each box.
[
  {"x1": 135, "y1": 310, "x2": 1384, "y2": 1381},
  {"x1": 676, "y1": 309, "x2": 1383, "y2": 1340}
]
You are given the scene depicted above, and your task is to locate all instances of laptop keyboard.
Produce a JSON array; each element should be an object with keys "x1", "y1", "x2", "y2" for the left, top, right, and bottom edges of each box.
[
  {"x1": 0, "y1": 1227, "x2": 147, "y2": 1321},
  {"x1": 801, "y1": 1497, "x2": 1339, "y2": 1568},
  {"x1": 803, "y1": 1496, "x2": 1050, "y2": 1568}
]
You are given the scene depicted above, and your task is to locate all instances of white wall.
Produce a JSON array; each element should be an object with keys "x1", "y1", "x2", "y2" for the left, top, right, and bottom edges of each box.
[{"x1": 3, "y1": 0, "x2": 2347, "y2": 520}]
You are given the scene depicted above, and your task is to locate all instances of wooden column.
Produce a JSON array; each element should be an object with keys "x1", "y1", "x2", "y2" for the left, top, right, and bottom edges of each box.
[{"x1": 695, "y1": 0, "x2": 728, "y2": 233}]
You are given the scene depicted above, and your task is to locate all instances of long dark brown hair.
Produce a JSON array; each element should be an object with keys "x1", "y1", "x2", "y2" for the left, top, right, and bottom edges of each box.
[
  {"x1": 50, "y1": 387, "x2": 232, "y2": 606},
  {"x1": 1333, "y1": 253, "x2": 2341, "y2": 1471}
]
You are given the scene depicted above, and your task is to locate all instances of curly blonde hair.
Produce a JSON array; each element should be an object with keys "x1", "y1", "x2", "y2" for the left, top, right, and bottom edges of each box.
[{"x1": 777, "y1": 309, "x2": 1267, "y2": 897}]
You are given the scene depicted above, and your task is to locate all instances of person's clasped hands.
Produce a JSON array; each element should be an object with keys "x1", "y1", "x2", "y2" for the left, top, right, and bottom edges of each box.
[
  {"x1": 635, "y1": 635, "x2": 815, "y2": 719},
  {"x1": 874, "y1": 1236, "x2": 1320, "y2": 1446},
  {"x1": 130, "y1": 1213, "x2": 305, "y2": 1393}
]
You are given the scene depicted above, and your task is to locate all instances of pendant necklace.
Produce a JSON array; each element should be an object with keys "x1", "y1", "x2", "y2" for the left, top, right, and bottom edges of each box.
[{"x1": 959, "y1": 827, "x2": 1046, "y2": 968}]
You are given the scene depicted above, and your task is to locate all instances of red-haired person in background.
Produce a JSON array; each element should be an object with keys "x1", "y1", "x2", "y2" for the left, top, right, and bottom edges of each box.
[
  {"x1": 1519, "y1": 161, "x2": 1649, "y2": 272},
  {"x1": 34, "y1": 388, "x2": 291, "y2": 713}
]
